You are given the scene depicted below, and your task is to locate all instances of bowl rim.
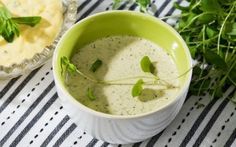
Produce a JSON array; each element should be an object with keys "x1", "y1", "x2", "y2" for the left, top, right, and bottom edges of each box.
[{"x1": 53, "y1": 10, "x2": 193, "y2": 119}]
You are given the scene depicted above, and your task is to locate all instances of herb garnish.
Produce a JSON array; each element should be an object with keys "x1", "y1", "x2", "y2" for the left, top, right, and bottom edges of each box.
[
  {"x1": 0, "y1": 4, "x2": 41, "y2": 42},
  {"x1": 132, "y1": 79, "x2": 144, "y2": 97},
  {"x1": 61, "y1": 56, "x2": 175, "y2": 100},
  {"x1": 60, "y1": 56, "x2": 78, "y2": 75},
  {"x1": 90, "y1": 59, "x2": 103, "y2": 72},
  {"x1": 132, "y1": 56, "x2": 158, "y2": 97},
  {"x1": 61, "y1": 56, "x2": 98, "y2": 83},
  {"x1": 140, "y1": 56, "x2": 155, "y2": 74},
  {"x1": 86, "y1": 88, "x2": 96, "y2": 101}
]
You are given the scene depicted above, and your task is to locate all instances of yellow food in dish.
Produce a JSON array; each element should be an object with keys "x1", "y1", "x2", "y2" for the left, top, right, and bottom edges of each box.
[{"x1": 0, "y1": 0, "x2": 63, "y2": 67}]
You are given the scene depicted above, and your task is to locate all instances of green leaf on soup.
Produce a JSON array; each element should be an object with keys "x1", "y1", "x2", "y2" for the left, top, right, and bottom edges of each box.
[
  {"x1": 60, "y1": 56, "x2": 77, "y2": 75},
  {"x1": 132, "y1": 79, "x2": 144, "y2": 97},
  {"x1": 86, "y1": 87, "x2": 96, "y2": 101},
  {"x1": 90, "y1": 59, "x2": 103, "y2": 72},
  {"x1": 140, "y1": 56, "x2": 155, "y2": 74}
]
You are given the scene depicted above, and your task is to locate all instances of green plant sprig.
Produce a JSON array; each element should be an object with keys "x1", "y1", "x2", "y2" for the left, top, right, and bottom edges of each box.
[
  {"x1": 60, "y1": 56, "x2": 179, "y2": 100},
  {"x1": 0, "y1": 4, "x2": 41, "y2": 43},
  {"x1": 61, "y1": 56, "x2": 160, "y2": 85}
]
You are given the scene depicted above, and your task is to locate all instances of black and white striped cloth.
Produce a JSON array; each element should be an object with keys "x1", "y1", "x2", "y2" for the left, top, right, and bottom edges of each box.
[{"x1": 1, "y1": 0, "x2": 236, "y2": 146}]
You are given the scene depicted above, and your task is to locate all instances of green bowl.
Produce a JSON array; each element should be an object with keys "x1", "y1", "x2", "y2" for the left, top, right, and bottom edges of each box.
[{"x1": 53, "y1": 10, "x2": 192, "y2": 144}]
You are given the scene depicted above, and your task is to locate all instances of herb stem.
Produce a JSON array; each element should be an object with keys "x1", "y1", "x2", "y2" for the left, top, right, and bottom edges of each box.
[
  {"x1": 72, "y1": 67, "x2": 176, "y2": 88},
  {"x1": 202, "y1": 25, "x2": 206, "y2": 53},
  {"x1": 75, "y1": 69, "x2": 99, "y2": 83},
  {"x1": 101, "y1": 81, "x2": 175, "y2": 88},
  {"x1": 187, "y1": 35, "x2": 218, "y2": 45},
  {"x1": 159, "y1": 14, "x2": 187, "y2": 20},
  {"x1": 104, "y1": 75, "x2": 159, "y2": 83},
  {"x1": 225, "y1": 42, "x2": 231, "y2": 61},
  {"x1": 217, "y1": 3, "x2": 235, "y2": 54},
  {"x1": 74, "y1": 67, "x2": 162, "y2": 86},
  {"x1": 179, "y1": 12, "x2": 215, "y2": 33},
  {"x1": 191, "y1": 0, "x2": 202, "y2": 10},
  {"x1": 197, "y1": 78, "x2": 207, "y2": 96}
]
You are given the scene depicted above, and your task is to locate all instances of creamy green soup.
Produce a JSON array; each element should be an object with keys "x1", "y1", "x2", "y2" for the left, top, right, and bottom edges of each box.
[{"x1": 66, "y1": 36, "x2": 179, "y2": 115}]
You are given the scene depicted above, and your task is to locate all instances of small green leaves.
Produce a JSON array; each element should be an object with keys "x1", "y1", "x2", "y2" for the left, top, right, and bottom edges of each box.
[
  {"x1": 140, "y1": 56, "x2": 155, "y2": 74},
  {"x1": 206, "y1": 27, "x2": 216, "y2": 38},
  {"x1": 224, "y1": 22, "x2": 236, "y2": 41},
  {"x1": 135, "y1": 0, "x2": 151, "y2": 12},
  {"x1": 132, "y1": 79, "x2": 144, "y2": 97},
  {"x1": 0, "y1": 6, "x2": 19, "y2": 42},
  {"x1": 0, "y1": 5, "x2": 41, "y2": 42},
  {"x1": 60, "y1": 56, "x2": 77, "y2": 75},
  {"x1": 198, "y1": 13, "x2": 216, "y2": 24},
  {"x1": 60, "y1": 56, "x2": 100, "y2": 83},
  {"x1": 201, "y1": 0, "x2": 222, "y2": 13},
  {"x1": 86, "y1": 87, "x2": 96, "y2": 101},
  {"x1": 227, "y1": 23, "x2": 236, "y2": 36},
  {"x1": 90, "y1": 59, "x2": 103, "y2": 72},
  {"x1": 203, "y1": 51, "x2": 228, "y2": 71},
  {"x1": 175, "y1": 0, "x2": 236, "y2": 98},
  {"x1": 12, "y1": 16, "x2": 42, "y2": 27},
  {"x1": 112, "y1": 0, "x2": 150, "y2": 12}
]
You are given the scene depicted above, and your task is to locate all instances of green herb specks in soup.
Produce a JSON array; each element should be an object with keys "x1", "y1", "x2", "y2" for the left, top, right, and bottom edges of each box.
[{"x1": 65, "y1": 36, "x2": 180, "y2": 115}]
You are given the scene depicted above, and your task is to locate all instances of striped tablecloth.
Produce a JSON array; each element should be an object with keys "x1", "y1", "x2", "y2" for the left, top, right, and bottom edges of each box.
[{"x1": 0, "y1": 0, "x2": 236, "y2": 147}]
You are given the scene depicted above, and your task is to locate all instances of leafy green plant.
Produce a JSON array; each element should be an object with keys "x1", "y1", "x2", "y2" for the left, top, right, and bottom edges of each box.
[
  {"x1": 0, "y1": 4, "x2": 41, "y2": 42},
  {"x1": 174, "y1": 0, "x2": 236, "y2": 97}
]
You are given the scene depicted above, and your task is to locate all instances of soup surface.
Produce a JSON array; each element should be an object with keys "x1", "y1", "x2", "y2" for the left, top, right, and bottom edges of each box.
[
  {"x1": 67, "y1": 36, "x2": 180, "y2": 115},
  {"x1": 0, "y1": 0, "x2": 63, "y2": 66}
]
